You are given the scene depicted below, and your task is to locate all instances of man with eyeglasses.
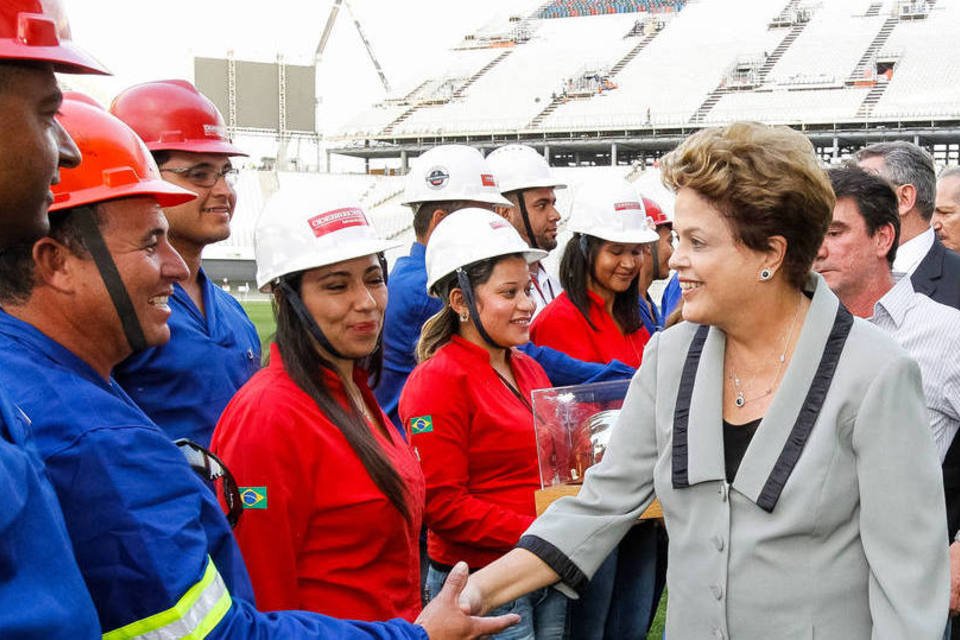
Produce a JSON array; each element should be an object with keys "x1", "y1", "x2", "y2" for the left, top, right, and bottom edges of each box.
[{"x1": 109, "y1": 80, "x2": 261, "y2": 447}]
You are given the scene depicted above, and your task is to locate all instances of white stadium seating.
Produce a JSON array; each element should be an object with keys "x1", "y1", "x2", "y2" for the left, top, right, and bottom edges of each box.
[{"x1": 214, "y1": 0, "x2": 960, "y2": 277}]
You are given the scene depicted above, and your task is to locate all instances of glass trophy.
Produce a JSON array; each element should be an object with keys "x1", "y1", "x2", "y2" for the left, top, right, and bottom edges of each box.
[
  {"x1": 532, "y1": 379, "x2": 630, "y2": 489},
  {"x1": 531, "y1": 378, "x2": 661, "y2": 520}
]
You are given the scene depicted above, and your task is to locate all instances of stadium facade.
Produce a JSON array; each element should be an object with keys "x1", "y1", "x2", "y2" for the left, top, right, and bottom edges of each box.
[{"x1": 329, "y1": 0, "x2": 960, "y2": 168}]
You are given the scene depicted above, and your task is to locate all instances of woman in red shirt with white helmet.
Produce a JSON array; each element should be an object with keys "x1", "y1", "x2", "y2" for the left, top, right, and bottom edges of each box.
[
  {"x1": 211, "y1": 191, "x2": 424, "y2": 622},
  {"x1": 400, "y1": 209, "x2": 566, "y2": 640},
  {"x1": 530, "y1": 178, "x2": 659, "y2": 369}
]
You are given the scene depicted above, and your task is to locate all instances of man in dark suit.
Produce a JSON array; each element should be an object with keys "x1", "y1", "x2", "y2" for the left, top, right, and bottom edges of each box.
[{"x1": 857, "y1": 141, "x2": 960, "y2": 309}]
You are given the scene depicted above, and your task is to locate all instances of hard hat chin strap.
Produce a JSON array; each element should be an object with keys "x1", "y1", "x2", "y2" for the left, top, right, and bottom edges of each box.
[
  {"x1": 515, "y1": 189, "x2": 540, "y2": 250},
  {"x1": 276, "y1": 279, "x2": 347, "y2": 361},
  {"x1": 456, "y1": 268, "x2": 507, "y2": 350},
  {"x1": 73, "y1": 207, "x2": 148, "y2": 353},
  {"x1": 275, "y1": 252, "x2": 389, "y2": 364}
]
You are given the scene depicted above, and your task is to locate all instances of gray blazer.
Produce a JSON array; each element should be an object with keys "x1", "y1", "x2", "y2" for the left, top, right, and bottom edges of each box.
[{"x1": 520, "y1": 274, "x2": 948, "y2": 640}]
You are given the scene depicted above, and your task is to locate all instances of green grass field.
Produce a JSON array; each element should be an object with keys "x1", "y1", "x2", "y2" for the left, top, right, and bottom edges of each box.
[
  {"x1": 648, "y1": 592, "x2": 666, "y2": 638},
  {"x1": 241, "y1": 299, "x2": 668, "y2": 637},
  {"x1": 240, "y1": 300, "x2": 275, "y2": 352}
]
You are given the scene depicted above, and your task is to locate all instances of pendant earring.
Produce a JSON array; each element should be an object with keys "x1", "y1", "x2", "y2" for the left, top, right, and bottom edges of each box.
[
  {"x1": 459, "y1": 312, "x2": 469, "y2": 322},
  {"x1": 759, "y1": 268, "x2": 773, "y2": 281}
]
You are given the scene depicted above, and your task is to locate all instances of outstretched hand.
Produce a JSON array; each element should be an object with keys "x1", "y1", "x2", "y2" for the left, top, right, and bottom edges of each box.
[{"x1": 415, "y1": 562, "x2": 520, "y2": 639}]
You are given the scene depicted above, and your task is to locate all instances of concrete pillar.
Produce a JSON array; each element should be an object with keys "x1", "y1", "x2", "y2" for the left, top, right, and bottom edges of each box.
[
  {"x1": 914, "y1": 135, "x2": 920, "y2": 147},
  {"x1": 611, "y1": 143, "x2": 618, "y2": 167},
  {"x1": 325, "y1": 149, "x2": 332, "y2": 173},
  {"x1": 364, "y1": 157, "x2": 370, "y2": 174},
  {"x1": 832, "y1": 137, "x2": 839, "y2": 162},
  {"x1": 543, "y1": 145, "x2": 550, "y2": 163},
  {"x1": 400, "y1": 150, "x2": 409, "y2": 174}
]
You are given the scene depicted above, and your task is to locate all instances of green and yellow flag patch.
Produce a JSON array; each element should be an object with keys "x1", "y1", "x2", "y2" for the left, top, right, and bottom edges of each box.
[
  {"x1": 410, "y1": 415, "x2": 433, "y2": 435},
  {"x1": 239, "y1": 486, "x2": 268, "y2": 510}
]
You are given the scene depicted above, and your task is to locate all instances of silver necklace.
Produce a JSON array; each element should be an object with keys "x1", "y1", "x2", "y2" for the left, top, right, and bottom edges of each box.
[{"x1": 729, "y1": 296, "x2": 802, "y2": 409}]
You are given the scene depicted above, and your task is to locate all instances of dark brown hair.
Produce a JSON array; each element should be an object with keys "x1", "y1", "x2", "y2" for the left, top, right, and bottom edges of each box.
[
  {"x1": 273, "y1": 274, "x2": 409, "y2": 521},
  {"x1": 828, "y1": 166, "x2": 900, "y2": 267},
  {"x1": 558, "y1": 234, "x2": 641, "y2": 334}
]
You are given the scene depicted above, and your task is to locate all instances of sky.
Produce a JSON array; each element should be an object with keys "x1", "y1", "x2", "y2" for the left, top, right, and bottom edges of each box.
[{"x1": 63, "y1": 0, "x2": 533, "y2": 147}]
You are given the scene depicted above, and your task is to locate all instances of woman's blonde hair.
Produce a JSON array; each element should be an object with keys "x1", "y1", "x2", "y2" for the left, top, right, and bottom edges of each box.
[{"x1": 660, "y1": 121, "x2": 834, "y2": 289}]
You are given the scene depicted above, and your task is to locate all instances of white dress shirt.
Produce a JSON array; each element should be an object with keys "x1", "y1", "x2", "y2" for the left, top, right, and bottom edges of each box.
[
  {"x1": 530, "y1": 262, "x2": 561, "y2": 319},
  {"x1": 871, "y1": 273, "x2": 960, "y2": 461},
  {"x1": 893, "y1": 227, "x2": 935, "y2": 276}
]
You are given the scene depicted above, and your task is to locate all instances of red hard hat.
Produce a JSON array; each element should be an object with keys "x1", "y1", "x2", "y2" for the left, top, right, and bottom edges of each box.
[
  {"x1": 643, "y1": 196, "x2": 670, "y2": 227},
  {"x1": 62, "y1": 90, "x2": 102, "y2": 109},
  {"x1": 0, "y1": 0, "x2": 108, "y2": 74},
  {"x1": 109, "y1": 80, "x2": 247, "y2": 156},
  {"x1": 50, "y1": 96, "x2": 197, "y2": 212}
]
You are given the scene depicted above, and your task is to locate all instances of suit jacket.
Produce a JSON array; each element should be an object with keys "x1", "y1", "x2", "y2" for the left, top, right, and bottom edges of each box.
[
  {"x1": 912, "y1": 237, "x2": 960, "y2": 310},
  {"x1": 520, "y1": 274, "x2": 948, "y2": 640}
]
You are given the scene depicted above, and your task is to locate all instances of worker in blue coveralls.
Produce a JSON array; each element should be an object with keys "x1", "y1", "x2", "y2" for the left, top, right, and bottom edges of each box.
[
  {"x1": 0, "y1": 96, "x2": 517, "y2": 640},
  {"x1": 110, "y1": 80, "x2": 261, "y2": 447},
  {"x1": 376, "y1": 145, "x2": 635, "y2": 432},
  {"x1": 0, "y1": 2, "x2": 108, "y2": 637}
]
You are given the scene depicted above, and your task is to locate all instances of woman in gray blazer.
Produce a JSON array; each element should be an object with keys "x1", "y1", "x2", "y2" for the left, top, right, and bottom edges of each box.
[{"x1": 459, "y1": 122, "x2": 950, "y2": 639}]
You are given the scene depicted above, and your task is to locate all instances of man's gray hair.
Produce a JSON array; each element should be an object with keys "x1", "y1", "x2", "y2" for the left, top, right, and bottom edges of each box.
[{"x1": 856, "y1": 141, "x2": 936, "y2": 221}]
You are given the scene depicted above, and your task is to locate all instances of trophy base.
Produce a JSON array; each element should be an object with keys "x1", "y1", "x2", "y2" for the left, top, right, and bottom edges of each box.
[{"x1": 534, "y1": 485, "x2": 662, "y2": 521}]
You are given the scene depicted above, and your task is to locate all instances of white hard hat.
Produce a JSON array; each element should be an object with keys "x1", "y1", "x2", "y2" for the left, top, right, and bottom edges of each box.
[
  {"x1": 255, "y1": 190, "x2": 399, "y2": 292},
  {"x1": 400, "y1": 144, "x2": 513, "y2": 207},
  {"x1": 425, "y1": 208, "x2": 548, "y2": 295},
  {"x1": 568, "y1": 178, "x2": 659, "y2": 244},
  {"x1": 486, "y1": 144, "x2": 566, "y2": 193}
]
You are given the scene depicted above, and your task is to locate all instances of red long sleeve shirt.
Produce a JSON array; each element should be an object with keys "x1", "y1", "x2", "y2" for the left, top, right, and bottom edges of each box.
[
  {"x1": 399, "y1": 335, "x2": 551, "y2": 569},
  {"x1": 211, "y1": 344, "x2": 424, "y2": 621},
  {"x1": 530, "y1": 290, "x2": 649, "y2": 367}
]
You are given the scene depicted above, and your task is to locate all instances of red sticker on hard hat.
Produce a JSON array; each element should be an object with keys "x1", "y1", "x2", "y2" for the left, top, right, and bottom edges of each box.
[
  {"x1": 481, "y1": 174, "x2": 497, "y2": 187},
  {"x1": 614, "y1": 201, "x2": 643, "y2": 213},
  {"x1": 308, "y1": 207, "x2": 369, "y2": 237},
  {"x1": 489, "y1": 219, "x2": 510, "y2": 230}
]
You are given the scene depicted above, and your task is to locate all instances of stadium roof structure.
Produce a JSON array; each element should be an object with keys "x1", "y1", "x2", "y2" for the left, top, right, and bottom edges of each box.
[{"x1": 329, "y1": 0, "x2": 960, "y2": 167}]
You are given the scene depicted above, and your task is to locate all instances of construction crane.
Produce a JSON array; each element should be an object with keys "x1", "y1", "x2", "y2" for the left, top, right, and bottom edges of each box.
[{"x1": 315, "y1": 0, "x2": 391, "y2": 93}]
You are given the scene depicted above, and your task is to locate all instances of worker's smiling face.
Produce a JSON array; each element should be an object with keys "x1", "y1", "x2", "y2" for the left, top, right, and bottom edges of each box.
[
  {"x1": 69, "y1": 198, "x2": 188, "y2": 363},
  {"x1": 298, "y1": 254, "x2": 387, "y2": 362},
  {"x1": 456, "y1": 255, "x2": 535, "y2": 349}
]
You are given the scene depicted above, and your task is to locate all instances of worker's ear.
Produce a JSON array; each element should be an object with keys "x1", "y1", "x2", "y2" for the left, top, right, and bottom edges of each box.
[{"x1": 32, "y1": 237, "x2": 79, "y2": 294}]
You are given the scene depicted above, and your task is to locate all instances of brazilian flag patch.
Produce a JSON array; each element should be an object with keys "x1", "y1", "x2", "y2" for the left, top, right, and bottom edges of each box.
[
  {"x1": 410, "y1": 415, "x2": 434, "y2": 435},
  {"x1": 239, "y1": 486, "x2": 267, "y2": 510}
]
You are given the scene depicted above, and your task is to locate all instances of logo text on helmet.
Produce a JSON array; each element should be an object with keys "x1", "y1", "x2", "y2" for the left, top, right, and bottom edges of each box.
[
  {"x1": 308, "y1": 207, "x2": 369, "y2": 238},
  {"x1": 489, "y1": 219, "x2": 510, "y2": 230},
  {"x1": 203, "y1": 123, "x2": 227, "y2": 140},
  {"x1": 425, "y1": 167, "x2": 450, "y2": 189},
  {"x1": 480, "y1": 174, "x2": 497, "y2": 188},
  {"x1": 614, "y1": 201, "x2": 644, "y2": 213}
]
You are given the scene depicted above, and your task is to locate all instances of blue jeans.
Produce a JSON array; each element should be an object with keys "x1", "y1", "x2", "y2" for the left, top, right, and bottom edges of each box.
[
  {"x1": 569, "y1": 522, "x2": 665, "y2": 640},
  {"x1": 425, "y1": 563, "x2": 568, "y2": 640}
]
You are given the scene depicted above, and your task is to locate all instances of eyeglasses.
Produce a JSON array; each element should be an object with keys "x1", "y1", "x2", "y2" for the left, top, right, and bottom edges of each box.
[
  {"x1": 161, "y1": 164, "x2": 239, "y2": 188},
  {"x1": 174, "y1": 438, "x2": 243, "y2": 528}
]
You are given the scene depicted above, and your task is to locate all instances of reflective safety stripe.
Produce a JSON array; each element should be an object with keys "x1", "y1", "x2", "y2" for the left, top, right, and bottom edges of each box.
[{"x1": 102, "y1": 556, "x2": 232, "y2": 640}]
